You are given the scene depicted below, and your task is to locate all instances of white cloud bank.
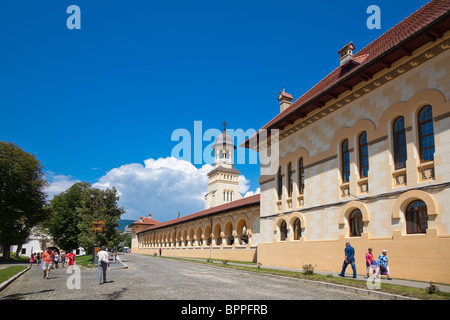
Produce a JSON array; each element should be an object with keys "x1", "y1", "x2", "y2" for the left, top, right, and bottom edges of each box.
[
  {"x1": 44, "y1": 157, "x2": 258, "y2": 222},
  {"x1": 91, "y1": 157, "x2": 210, "y2": 221}
]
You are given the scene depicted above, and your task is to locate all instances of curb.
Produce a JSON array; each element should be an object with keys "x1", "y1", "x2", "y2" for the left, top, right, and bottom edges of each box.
[
  {"x1": 109, "y1": 263, "x2": 128, "y2": 270},
  {"x1": 172, "y1": 258, "x2": 418, "y2": 300},
  {"x1": 233, "y1": 265, "x2": 418, "y2": 300},
  {"x1": 109, "y1": 257, "x2": 128, "y2": 270},
  {"x1": 0, "y1": 266, "x2": 30, "y2": 292}
]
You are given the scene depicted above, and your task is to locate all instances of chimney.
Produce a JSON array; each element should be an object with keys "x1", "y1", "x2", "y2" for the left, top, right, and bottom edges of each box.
[
  {"x1": 278, "y1": 88, "x2": 293, "y2": 113},
  {"x1": 139, "y1": 216, "x2": 143, "y2": 222},
  {"x1": 338, "y1": 42, "x2": 355, "y2": 65}
]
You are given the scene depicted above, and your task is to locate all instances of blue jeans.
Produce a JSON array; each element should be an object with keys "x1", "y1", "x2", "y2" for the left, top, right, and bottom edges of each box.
[
  {"x1": 98, "y1": 262, "x2": 107, "y2": 283},
  {"x1": 339, "y1": 260, "x2": 357, "y2": 278}
]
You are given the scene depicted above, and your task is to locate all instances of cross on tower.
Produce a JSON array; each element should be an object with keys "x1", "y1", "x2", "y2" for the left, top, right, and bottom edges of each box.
[{"x1": 221, "y1": 121, "x2": 228, "y2": 132}]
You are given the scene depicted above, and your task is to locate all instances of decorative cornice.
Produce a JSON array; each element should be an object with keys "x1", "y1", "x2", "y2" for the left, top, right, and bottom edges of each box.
[{"x1": 277, "y1": 38, "x2": 450, "y2": 142}]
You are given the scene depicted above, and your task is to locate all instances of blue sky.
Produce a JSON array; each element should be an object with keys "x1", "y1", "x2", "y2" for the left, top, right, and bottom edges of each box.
[{"x1": 0, "y1": 0, "x2": 430, "y2": 221}]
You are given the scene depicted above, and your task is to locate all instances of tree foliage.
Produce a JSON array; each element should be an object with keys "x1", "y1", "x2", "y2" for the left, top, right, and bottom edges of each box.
[
  {"x1": 47, "y1": 182, "x2": 125, "y2": 253},
  {"x1": 46, "y1": 182, "x2": 90, "y2": 251},
  {"x1": 0, "y1": 142, "x2": 48, "y2": 261}
]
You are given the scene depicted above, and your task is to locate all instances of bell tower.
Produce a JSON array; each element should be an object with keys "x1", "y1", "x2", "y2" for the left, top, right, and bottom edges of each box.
[{"x1": 204, "y1": 123, "x2": 242, "y2": 209}]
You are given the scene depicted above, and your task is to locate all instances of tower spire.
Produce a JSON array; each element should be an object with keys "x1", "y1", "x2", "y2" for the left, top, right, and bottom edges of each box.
[{"x1": 221, "y1": 120, "x2": 228, "y2": 132}]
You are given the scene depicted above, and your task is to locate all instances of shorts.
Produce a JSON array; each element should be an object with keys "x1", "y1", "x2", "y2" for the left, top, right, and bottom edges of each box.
[{"x1": 42, "y1": 262, "x2": 52, "y2": 270}]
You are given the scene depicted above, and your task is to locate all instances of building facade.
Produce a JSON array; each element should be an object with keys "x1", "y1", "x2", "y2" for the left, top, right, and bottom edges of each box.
[
  {"x1": 132, "y1": 0, "x2": 450, "y2": 284},
  {"x1": 250, "y1": 0, "x2": 450, "y2": 283},
  {"x1": 133, "y1": 131, "x2": 260, "y2": 262}
]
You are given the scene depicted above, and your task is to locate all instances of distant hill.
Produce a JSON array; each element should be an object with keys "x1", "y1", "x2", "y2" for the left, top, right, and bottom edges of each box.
[{"x1": 117, "y1": 219, "x2": 135, "y2": 232}]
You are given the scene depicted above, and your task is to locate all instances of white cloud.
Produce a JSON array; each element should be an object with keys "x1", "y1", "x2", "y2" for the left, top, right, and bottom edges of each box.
[
  {"x1": 244, "y1": 187, "x2": 260, "y2": 198},
  {"x1": 44, "y1": 157, "x2": 256, "y2": 222},
  {"x1": 238, "y1": 175, "x2": 250, "y2": 195},
  {"x1": 44, "y1": 171, "x2": 81, "y2": 200},
  {"x1": 93, "y1": 157, "x2": 255, "y2": 222},
  {"x1": 92, "y1": 157, "x2": 213, "y2": 221}
]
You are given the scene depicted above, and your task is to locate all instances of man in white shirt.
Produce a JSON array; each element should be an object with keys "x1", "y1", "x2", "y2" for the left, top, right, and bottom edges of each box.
[{"x1": 97, "y1": 246, "x2": 109, "y2": 285}]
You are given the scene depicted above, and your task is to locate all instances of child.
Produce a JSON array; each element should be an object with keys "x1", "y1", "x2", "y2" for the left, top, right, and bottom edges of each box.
[
  {"x1": 60, "y1": 250, "x2": 66, "y2": 268},
  {"x1": 53, "y1": 251, "x2": 59, "y2": 269},
  {"x1": 29, "y1": 254, "x2": 34, "y2": 268},
  {"x1": 66, "y1": 250, "x2": 76, "y2": 272}
]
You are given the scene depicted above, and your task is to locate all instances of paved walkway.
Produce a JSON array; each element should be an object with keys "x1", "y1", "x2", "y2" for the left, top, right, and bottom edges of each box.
[
  {"x1": 1, "y1": 254, "x2": 449, "y2": 300},
  {"x1": 177, "y1": 257, "x2": 450, "y2": 293},
  {"x1": 0, "y1": 253, "x2": 381, "y2": 300},
  {"x1": 108, "y1": 254, "x2": 128, "y2": 270},
  {"x1": 267, "y1": 266, "x2": 450, "y2": 293}
]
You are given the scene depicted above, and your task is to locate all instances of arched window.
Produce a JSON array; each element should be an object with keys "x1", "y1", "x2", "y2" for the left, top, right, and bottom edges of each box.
[
  {"x1": 393, "y1": 116, "x2": 407, "y2": 169},
  {"x1": 230, "y1": 191, "x2": 233, "y2": 202},
  {"x1": 287, "y1": 162, "x2": 294, "y2": 197},
  {"x1": 298, "y1": 158, "x2": 305, "y2": 195},
  {"x1": 280, "y1": 220, "x2": 287, "y2": 241},
  {"x1": 359, "y1": 132, "x2": 369, "y2": 178},
  {"x1": 293, "y1": 218, "x2": 302, "y2": 240},
  {"x1": 418, "y1": 105, "x2": 435, "y2": 162},
  {"x1": 406, "y1": 200, "x2": 428, "y2": 234},
  {"x1": 341, "y1": 139, "x2": 350, "y2": 183},
  {"x1": 277, "y1": 167, "x2": 283, "y2": 200},
  {"x1": 349, "y1": 209, "x2": 363, "y2": 237}
]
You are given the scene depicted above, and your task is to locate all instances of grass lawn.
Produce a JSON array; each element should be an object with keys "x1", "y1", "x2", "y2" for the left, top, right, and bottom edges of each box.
[
  {"x1": 0, "y1": 266, "x2": 28, "y2": 284},
  {"x1": 74, "y1": 254, "x2": 95, "y2": 268}
]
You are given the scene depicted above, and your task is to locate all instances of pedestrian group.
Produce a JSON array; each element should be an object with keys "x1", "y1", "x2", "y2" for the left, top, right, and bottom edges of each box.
[
  {"x1": 27, "y1": 245, "x2": 117, "y2": 285},
  {"x1": 339, "y1": 241, "x2": 392, "y2": 280}
]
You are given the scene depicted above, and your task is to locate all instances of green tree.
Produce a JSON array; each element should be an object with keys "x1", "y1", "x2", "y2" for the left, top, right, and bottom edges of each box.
[
  {"x1": 78, "y1": 187, "x2": 125, "y2": 253},
  {"x1": 47, "y1": 183, "x2": 124, "y2": 253},
  {"x1": 47, "y1": 182, "x2": 91, "y2": 251},
  {"x1": 0, "y1": 142, "x2": 48, "y2": 261}
]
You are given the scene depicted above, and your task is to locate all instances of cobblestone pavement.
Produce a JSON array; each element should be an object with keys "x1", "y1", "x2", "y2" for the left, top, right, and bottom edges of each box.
[{"x1": 0, "y1": 253, "x2": 380, "y2": 300}]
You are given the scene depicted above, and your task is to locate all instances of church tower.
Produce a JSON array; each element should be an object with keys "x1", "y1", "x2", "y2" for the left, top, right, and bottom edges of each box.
[{"x1": 205, "y1": 125, "x2": 242, "y2": 209}]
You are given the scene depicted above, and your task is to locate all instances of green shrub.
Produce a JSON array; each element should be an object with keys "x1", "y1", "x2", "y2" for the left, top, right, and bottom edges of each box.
[{"x1": 302, "y1": 263, "x2": 315, "y2": 275}]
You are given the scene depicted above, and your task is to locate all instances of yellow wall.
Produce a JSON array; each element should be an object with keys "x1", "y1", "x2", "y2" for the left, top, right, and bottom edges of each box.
[
  {"x1": 137, "y1": 246, "x2": 257, "y2": 262},
  {"x1": 258, "y1": 231, "x2": 450, "y2": 284},
  {"x1": 257, "y1": 33, "x2": 450, "y2": 284}
]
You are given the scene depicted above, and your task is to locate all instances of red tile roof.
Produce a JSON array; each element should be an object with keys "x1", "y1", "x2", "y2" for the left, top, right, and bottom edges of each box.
[
  {"x1": 137, "y1": 194, "x2": 260, "y2": 234},
  {"x1": 258, "y1": 0, "x2": 450, "y2": 132},
  {"x1": 129, "y1": 216, "x2": 160, "y2": 226}
]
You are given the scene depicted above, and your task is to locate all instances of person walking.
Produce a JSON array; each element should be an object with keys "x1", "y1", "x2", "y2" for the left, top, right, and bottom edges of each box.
[
  {"x1": 66, "y1": 250, "x2": 76, "y2": 272},
  {"x1": 60, "y1": 250, "x2": 66, "y2": 268},
  {"x1": 53, "y1": 251, "x2": 59, "y2": 269},
  {"x1": 97, "y1": 246, "x2": 110, "y2": 285},
  {"x1": 111, "y1": 246, "x2": 117, "y2": 263},
  {"x1": 365, "y1": 247, "x2": 377, "y2": 277},
  {"x1": 338, "y1": 241, "x2": 357, "y2": 278},
  {"x1": 41, "y1": 248, "x2": 55, "y2": 279},
  {"x1": 377, "y1": 249, "x2": 392, "y2": 280},
  {"x1": 29, "y1": 254, "x2": 34, "y2": 268}
]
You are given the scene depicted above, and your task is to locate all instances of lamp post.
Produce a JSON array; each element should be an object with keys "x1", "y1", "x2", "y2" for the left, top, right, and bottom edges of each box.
[{"x1": 91, "y1": 192, "x2": 107, "y2": 264}]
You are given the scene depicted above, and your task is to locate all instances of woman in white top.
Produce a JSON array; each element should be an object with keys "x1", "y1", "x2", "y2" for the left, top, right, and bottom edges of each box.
[{"x1": 97, "y1": 246, "x2": 109, "y2": 285}]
